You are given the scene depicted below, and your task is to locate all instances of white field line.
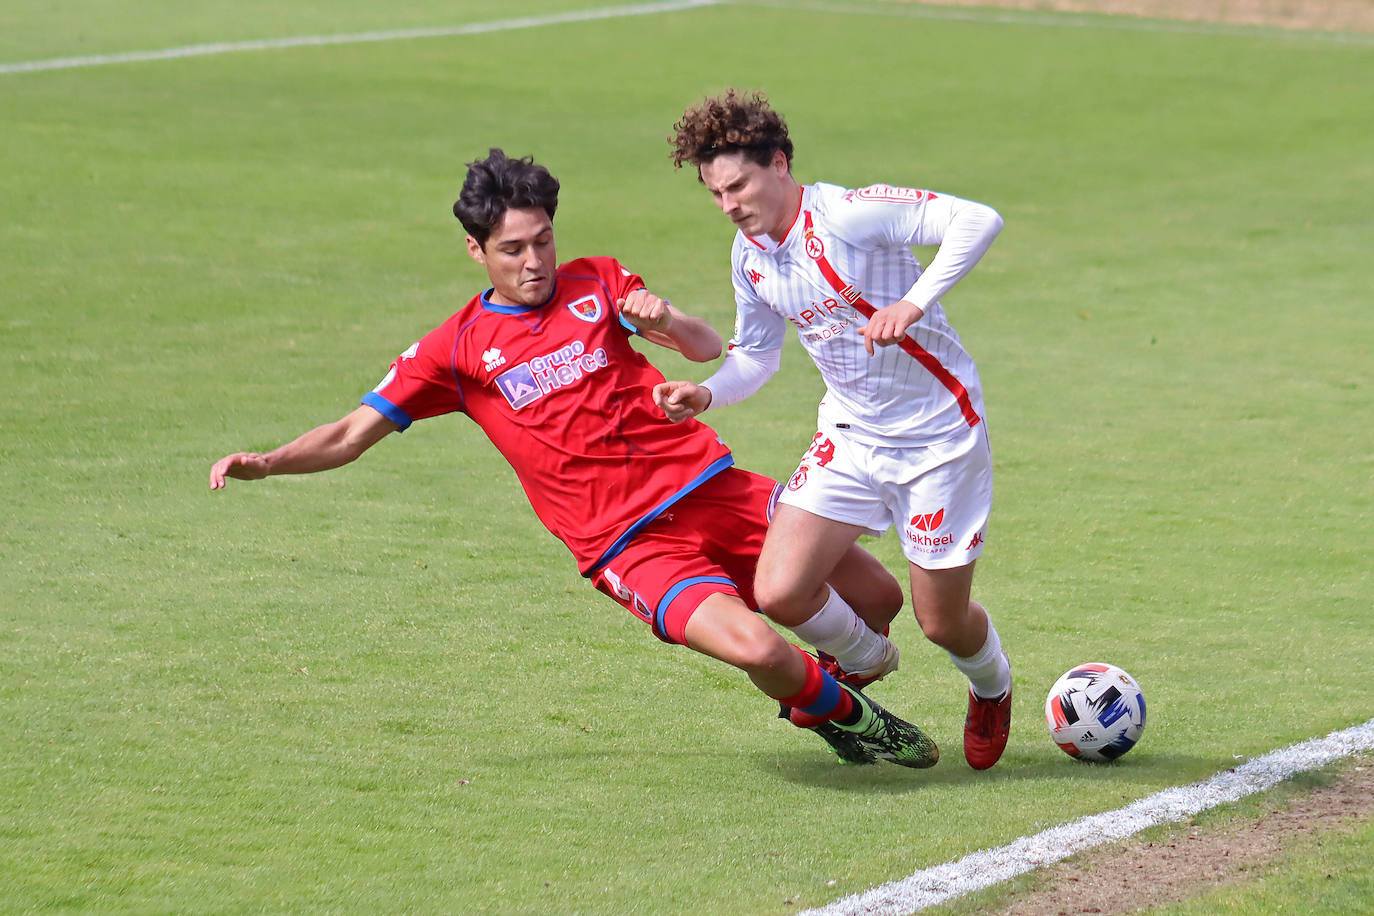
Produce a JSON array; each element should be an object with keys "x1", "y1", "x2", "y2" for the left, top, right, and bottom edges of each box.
[
  {"x1": 737, "y1": 0, "x2": 1374, "y2": 44},
  {"x1": 800, "y1": 717, "x2": 1374, "y2": 916},
  {"x1": 0, "y1": 0, "x2": 721, "y2": 75}
]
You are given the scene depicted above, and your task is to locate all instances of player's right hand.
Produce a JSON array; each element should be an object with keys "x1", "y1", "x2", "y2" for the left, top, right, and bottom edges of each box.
[
  {"x1": 652, "y1": 381, "x2": 711, "y2": 423},
  {"x1": 209, "y1": 452, "x2": 270, "y2": 489}
]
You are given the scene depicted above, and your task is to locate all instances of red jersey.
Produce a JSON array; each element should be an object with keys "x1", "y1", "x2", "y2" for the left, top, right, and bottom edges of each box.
[{"x1": 363, "y1": 256, "x2": 734, "y2": 574}]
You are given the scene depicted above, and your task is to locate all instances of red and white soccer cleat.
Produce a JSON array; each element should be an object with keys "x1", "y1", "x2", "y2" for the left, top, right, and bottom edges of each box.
[{"x1": 964, "y1": 685, "x2": 1012, "y2": 770}]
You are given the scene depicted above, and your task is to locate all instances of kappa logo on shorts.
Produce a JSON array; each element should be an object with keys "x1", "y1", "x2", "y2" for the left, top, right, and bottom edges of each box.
[
  {"x1": 967, "y1": 531, "x2": 984, "y2": 550},
  {"x1": 787, "y1": 465, "x2": 809, "y2": 491}
]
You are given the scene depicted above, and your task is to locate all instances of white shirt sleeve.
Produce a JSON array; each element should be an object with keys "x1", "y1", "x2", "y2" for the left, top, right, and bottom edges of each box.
[
  {"x1": 835, "y1": 185, "x2": 1003, "y2": 313},
  {"x1": 699, "y1": 237, "x2": 787, "y2": 409},
  {"x1": 699, "y1": 345, "x2": 781, "y2": 410}
]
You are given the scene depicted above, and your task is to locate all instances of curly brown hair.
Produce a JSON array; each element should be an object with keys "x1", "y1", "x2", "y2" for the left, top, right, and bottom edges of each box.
[{"x1": 668, "y1": 88, "x2": 794, "y2": 175}]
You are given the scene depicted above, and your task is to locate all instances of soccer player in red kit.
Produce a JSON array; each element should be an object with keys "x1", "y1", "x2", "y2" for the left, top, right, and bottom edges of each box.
[{"x1": 209, "y1": 149, "x2": 937, "y2": 768}]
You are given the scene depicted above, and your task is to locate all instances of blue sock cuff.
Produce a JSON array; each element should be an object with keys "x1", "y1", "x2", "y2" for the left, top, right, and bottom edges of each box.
[{"x1": 800, "y1": 669, "x2": 843, "y2": 717}]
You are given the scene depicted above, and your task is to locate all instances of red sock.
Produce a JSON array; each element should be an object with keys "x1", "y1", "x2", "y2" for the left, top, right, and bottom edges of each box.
[{"x1": 777, "y1": 648, "x2": 853, "y2": 726}]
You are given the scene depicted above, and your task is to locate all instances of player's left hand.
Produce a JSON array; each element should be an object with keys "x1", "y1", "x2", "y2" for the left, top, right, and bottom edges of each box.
[
  {"x1": 618, "y1": 289, "x2": 673, "y2": 333},
  {"x1": 860, "y1": 299, "x2": 925, "y2": 355}
]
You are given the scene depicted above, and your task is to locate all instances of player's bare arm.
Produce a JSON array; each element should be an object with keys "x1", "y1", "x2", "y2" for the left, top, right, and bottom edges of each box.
[
  {"x1": 209, "y1": 405, "x2": 398, "y2": 489},
  {"x1": 860, "y1": 299, "x2": 926, "y2": 355},
  {"x1": 618, "y1": 289, "x2": 722, "y2": 362}
]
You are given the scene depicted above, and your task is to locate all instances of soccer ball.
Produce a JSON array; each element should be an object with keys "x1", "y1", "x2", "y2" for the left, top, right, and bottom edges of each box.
[{"x1": 1045, "y1": 663, "x2": 1146, "y2": 762}]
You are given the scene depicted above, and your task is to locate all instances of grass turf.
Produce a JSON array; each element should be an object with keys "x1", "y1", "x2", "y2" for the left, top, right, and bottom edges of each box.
[{"x1": 2, "y1": 1, "x2": 1370, "y2": 912}]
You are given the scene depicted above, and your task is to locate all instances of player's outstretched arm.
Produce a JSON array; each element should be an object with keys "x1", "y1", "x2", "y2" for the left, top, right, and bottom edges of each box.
[
  {"x1": 209, "y1": 405, "x2": 398, "y2": 490},
  {"x1": 618, "y1": 289, "x2": 722, "y2": 362}
]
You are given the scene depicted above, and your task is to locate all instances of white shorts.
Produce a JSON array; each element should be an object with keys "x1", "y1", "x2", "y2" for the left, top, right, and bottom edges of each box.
[{"x1": 777, "y1": 421, "x2": 993, "y2": 569}]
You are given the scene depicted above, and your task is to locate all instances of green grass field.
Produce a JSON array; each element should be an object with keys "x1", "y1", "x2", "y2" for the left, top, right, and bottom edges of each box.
[{"x1": 3, "y1": 1, "x2": 1371, "y2": 912}]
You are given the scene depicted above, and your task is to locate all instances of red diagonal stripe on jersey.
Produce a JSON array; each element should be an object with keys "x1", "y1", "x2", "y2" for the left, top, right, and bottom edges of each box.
[{"x1": 803, "y1": 212, "x2": 981, "y2": 428}]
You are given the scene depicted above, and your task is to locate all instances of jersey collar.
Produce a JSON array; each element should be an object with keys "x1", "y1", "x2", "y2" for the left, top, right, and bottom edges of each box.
[
  {"x1": 743, "y1": 185, "x2": 810, "y2": 255},
  {"x1": 479, "y1": 281, "x2": 559, "y2": 314}
]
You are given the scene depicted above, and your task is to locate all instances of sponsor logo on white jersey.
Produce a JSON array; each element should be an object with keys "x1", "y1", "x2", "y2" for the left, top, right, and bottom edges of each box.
[
  {"x1": 850, "y1": 184, "x2": 936, "y2": 205},
  {"x1": 790, "y1": 297, "x2": 857, "y2": 344},
  {"x1": 482, "y1": 348, "x2": 506, "y2": 371},
  {"x1": 493, "y1": 340, "x2": 610, "y2": 410}
]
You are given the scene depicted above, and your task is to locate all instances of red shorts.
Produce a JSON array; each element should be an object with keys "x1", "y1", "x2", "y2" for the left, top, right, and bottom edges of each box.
[{"x1": 590, "y1": 467, "x2": 781, "y2": 645}]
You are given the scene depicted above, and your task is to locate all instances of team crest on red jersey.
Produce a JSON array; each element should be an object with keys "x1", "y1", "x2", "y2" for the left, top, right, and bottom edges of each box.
[{"x1": 567, "y1": 293, "x2": 603, "y2": 323}]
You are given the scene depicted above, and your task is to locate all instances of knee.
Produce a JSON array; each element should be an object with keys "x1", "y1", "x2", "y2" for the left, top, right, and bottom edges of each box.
[
  {"x1": 912, "y1": 602, "x2": 970, "y2": 651},
  {"x1": 914, "y1": 613, "x2": 958, "y2": 650},
  {"x1": 724, "y1": 620, "x2": 796, "y2": 674},
  {"x1": 913, "y1": 598, "x2": 986, "y2": 654},
  {"x1": 753, "y1": 569, "x2": 814, "y2": 624}
]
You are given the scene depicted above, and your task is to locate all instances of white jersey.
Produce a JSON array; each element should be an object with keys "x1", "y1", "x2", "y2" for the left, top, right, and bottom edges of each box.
[{"x1": 727, "y1": 181, "x2": 1001, "y2": 446}]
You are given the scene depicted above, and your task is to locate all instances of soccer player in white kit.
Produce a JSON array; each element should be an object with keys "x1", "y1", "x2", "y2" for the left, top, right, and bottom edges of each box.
[{"x1": 658, "y1": 89, "x2": 1014, "y2": 769}]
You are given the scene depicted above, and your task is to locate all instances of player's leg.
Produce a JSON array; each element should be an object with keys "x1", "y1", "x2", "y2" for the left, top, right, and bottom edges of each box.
[
  {"x1": 753, "y1": 435, "x2": 902, "y2": 684},
  {"x1": 825, "y1": 539, "x2": 904, "y2": 635},
  {"x1": 592, "y1": 528, "x2": 859, "y2": 725},
  {"x1": 683, "y1": 593, "x2": 937, "y2": 769},
  {"x1": 754, "y1": 503, "x2": 898, "y2": 684},
  {"x1": 907, "y1": 560, "x2": 1010, "y2": 769},
  {"x1": 893, "y1": 421, "x2": 1010, "y2": 768}
]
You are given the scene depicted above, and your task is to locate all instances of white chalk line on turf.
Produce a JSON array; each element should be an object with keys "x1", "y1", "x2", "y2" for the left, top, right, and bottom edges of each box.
[
  {"x1": 737, "y1": 0, "x2": 1374, "y2": 44},
  {"x1": 0, "y1": 0, "x2": 721, "y2": 75},
  {"x1": 800, "y1": 717, "x2": 1374, "y2": 916}
]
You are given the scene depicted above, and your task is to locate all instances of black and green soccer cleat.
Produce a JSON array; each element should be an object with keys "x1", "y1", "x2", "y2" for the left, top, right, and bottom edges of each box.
[
  {"x1": 779, "y1": 702, "x2": 877, "y2": 764},
  {"x1": 831, "y1": 686, "x2": 940, "y2": 769}
]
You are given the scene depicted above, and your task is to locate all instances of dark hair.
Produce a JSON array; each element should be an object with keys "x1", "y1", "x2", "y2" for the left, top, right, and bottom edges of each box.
[
  {"x1": 453, "y1": 148, "x2": 560, "y2": 247},
  {"x1": 668, "y1": 88, "x2": 794, "y2": 177}
]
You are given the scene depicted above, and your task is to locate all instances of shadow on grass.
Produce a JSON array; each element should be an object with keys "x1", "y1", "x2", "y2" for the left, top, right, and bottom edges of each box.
[{"x1": 762, "y1": 749, "x2": 1216, "y2": 792}]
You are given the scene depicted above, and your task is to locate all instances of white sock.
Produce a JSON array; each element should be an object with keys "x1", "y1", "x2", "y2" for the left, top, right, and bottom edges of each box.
[
  {"x1": 950, "y1": 612, "x2": 1011, "y2": 699},
  {"x1": 789, "y1": 588, "x2": 894, "y2": 676}
]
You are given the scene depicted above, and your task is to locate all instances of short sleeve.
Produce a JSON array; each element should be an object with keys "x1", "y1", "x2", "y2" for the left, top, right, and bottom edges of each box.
[{"x1": 362, "y1": 325, "x2": 464, "y2": 429}]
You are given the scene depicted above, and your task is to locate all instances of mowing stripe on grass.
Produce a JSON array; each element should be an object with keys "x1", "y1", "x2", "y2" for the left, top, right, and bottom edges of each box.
[
  {"x1": 0, "y1": 0, "x2": 722, "y2": 75},
  {"x1": 739, "y1": 0, "x2": 1374, "y2": 44},
  {"x1": 801, "y1": 717, "x2": 1374, "y2": 916}
]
